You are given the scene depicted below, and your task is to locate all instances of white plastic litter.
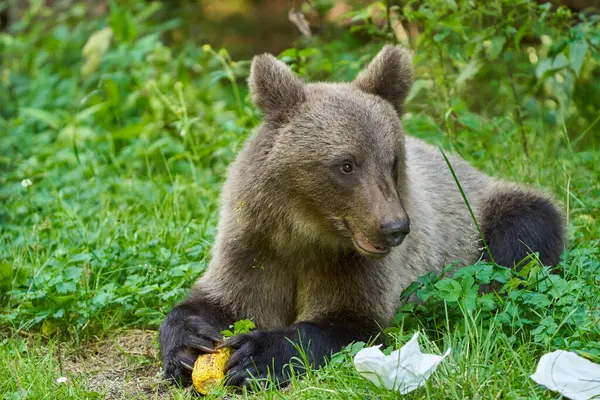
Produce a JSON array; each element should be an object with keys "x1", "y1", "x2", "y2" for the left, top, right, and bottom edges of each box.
[
  {"x1": 353, "y1": 332, "x2": 451, "y2": 394},
  {"x1": 531, "y1": 350, "x2": 600, "y2": 400}
]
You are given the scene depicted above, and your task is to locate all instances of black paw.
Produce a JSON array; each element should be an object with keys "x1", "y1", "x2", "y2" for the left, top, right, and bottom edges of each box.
[
  {"x1": 222, "y1": 330, "x2": 303, "y2": 388},
  {"x1": 159, "y1": 304, "x2": 225, "y2": 386}
]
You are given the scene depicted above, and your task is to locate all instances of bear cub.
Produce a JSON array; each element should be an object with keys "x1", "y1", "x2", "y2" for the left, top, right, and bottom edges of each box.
[{"x1": 159, "y1": 45, "x2": 565, "y2": 388}]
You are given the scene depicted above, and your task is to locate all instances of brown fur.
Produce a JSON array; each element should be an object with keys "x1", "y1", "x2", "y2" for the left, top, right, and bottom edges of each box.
[
  {"x1": 159, "y1": 46, "x2": 565, "y2": 387},
  {"x1": 195, "y1": 45, "x2": 562, "y2": 329}
]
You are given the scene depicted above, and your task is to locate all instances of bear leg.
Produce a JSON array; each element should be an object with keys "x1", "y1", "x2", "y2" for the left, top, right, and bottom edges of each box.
[{"x1": 479, "y1": 184, "x2": 565, "y2": 268}]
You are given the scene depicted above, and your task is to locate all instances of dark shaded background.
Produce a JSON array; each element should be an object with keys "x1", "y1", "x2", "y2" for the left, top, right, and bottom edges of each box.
[{"x1": 2, "y1": 0, "x2": 599, "y2": 59}]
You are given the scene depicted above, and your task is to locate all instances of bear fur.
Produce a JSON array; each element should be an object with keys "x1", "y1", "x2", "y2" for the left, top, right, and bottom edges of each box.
[{"x1": 159, "y1": 45, "x2": 565, "y2": 388}]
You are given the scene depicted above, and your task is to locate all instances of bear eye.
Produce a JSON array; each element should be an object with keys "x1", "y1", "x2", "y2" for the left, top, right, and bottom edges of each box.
[{"x1": 340, "y1": 162, "x2": 354, "y2": 174}]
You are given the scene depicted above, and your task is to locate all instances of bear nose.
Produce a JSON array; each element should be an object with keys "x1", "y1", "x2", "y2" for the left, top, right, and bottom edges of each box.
[{"x1": 380, "y1": 220, "x2": 410, "y2": 247}]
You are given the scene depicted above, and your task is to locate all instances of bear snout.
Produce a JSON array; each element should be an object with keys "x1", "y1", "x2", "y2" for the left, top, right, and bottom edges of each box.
[{"x1": 380, "y1": 219, "x2": 410, "y2": 247}]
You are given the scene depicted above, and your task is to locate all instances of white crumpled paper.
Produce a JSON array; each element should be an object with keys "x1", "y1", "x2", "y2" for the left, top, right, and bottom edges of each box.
[
  {"x1": 531, "y1": 350, "x2": 600, "y2": 400},
  {"x1": 354, "y1": 332, "x2": 451, "y2": 394}
]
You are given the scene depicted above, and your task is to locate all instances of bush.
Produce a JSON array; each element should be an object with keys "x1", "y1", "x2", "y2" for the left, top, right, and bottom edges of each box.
[{"x1": 0, "y1": 0, "x2": 598, "y2": 397}]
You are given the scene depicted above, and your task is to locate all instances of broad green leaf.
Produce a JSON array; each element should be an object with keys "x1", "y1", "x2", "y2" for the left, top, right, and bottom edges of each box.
[
  {"x1": 55, "y1": 281, "x2": 77, "y2": 294},
  {"x1": 535, "y1": 53, "x2": 570, "y2": 80},
  {"x1": 19, "y1": 107, "x2": 61, "y2": 129},
  {"x1": 457, "y1": 111, "x2": 485, "y2": 132},
  {"x1": 400, "y1": 281, "x2": 421, "y2": 299},
  {"x1": 92, "y1": 291, "x2": 112, "y2": 307},
  {"x1": 546, "y1": 275, "x2": 569, "y2": 299},
  {"x1": 488, "y1": 36, "x2": 506, "y2": 60},
  {"x1": 491, "y1": 266, "x2": 512, "y2": 283},
  {"x1": 502, "y1": 277, "x2": 524, "y2": 292},
  {"x1": 477, "y1": 293, "x2": 497, "y2": 311},
  {"x1": 463, "y1": 286, "x2": 478, "y2": 310},
  {"x1": 434, "y1": 30, "x2": 451, "y2": 43},
  {"x1": 64, "y1": 266, "x2": 82, "y2": 282},
  {"x1": 461, "y1": 275, "x2": 475, "y2": 292},
  {"x1": 569, "y1": 40, "x2": 588, "y2": 77},
  {"x1": 70, "y1": 253, "x2": 92, "y2": 263},
  {"x1": 522, "y1": 293, "x2": 551, "y2": 308},
  {"x1": 435, "y1": 278, "x2": 462, "y2": 302},
  {"x1": 220, "y1": 329, "x2": 234, "y2": 337},
  {"x1": 474, "y1": 264, "x2": 495, "y2": 283},
  {"x1": 453, "y1": 265, "x2": 479, "y2": 280},
  {"x1": 232, "y1": 319, "x2": 256, "y2": 335}
]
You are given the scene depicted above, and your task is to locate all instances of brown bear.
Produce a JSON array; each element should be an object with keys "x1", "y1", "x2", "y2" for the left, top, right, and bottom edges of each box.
[{"x1": 159, "y1": 45, "x2": 565, "y2": 388}]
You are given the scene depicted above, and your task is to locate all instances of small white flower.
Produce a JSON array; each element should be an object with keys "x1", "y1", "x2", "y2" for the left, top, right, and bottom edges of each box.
[
  {"x1": 21, "y1": 179, "x2": 32, "y2": 188},
  {"x1": 56, "y1": 376, "x2": 68, "y2": 384},
  {"x1": 541, "y1": 35, "x2": 552, "y2": 46}
]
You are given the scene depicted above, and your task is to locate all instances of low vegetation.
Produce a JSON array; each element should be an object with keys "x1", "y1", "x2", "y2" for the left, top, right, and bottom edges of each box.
[{"x1": 1, "y1": 0, "x2": 598, "y2": 398}]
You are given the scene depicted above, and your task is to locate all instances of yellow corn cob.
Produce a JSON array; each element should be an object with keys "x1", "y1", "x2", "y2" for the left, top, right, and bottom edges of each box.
[{"x1": 191, "y1": 348, "x2": 230, "y2": 394}]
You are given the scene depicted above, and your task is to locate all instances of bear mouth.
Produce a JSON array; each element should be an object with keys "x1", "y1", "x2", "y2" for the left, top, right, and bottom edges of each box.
[
  {"x1": 335, "y1": 218, "x2": 391, "y2": 256},
  {"x1": 352, "y1": 231, "x2": 391, "y2": 256}
]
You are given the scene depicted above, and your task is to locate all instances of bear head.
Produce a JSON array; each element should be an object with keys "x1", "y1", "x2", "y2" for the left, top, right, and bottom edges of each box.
[{"x1": 247, "y1": 45, "x2": 414, "y2": 257}]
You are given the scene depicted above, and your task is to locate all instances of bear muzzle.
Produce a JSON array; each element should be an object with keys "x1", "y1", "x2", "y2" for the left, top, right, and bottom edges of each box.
[
  {"x1": 352, "y1": 231, "x2": 392, "y2": 256},
  {"x1": 380, "y1": 219, "x2": 410, "y2": 247},
  {"x1": 340, "y1": 217, "x2": 410, "y2": 256}
]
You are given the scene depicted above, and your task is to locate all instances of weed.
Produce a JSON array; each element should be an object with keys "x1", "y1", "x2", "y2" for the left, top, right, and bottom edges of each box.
[{"x1": 0, "y1": 0, "x2": 598, "y2": 398}]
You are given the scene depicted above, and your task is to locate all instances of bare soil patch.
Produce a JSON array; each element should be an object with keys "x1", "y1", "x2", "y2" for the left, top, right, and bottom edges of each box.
[{"x1": 63, "y1": 329, "x2": 179, "y2": 399}]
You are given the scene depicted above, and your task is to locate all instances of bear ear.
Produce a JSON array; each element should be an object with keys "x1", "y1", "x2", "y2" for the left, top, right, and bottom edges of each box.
[
  {"x1": 249, "y1": 54, "x2": 305, "y2": 120},
  {"x1": 353, "y1": 45, "x2": 413, "y2": 114}
]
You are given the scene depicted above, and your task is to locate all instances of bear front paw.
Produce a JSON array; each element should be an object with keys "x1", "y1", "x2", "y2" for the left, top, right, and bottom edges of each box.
[
  {"x1": 159, "y1": 307, "x2": 223, "y2": 386},
  {"x1": 223, "y1": 330, "x2": 303, "y2": 388}
]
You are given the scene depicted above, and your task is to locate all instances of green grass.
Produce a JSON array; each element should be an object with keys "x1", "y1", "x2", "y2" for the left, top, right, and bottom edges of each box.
[{"x1": 1, "y1": 0, "x2": 599, "y2": 399}]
